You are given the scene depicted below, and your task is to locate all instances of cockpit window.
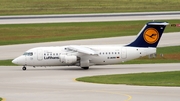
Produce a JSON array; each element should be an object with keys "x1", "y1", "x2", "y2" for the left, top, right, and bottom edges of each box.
[{"x1": 23, "y1": 52, "x2": 33, "y2": 56}]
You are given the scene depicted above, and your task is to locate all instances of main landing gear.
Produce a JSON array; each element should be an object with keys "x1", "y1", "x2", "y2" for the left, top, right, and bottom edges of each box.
[
  {"x1": 81, "y1": 67, "x2": 89, "y2": 70},
  {"x1": 22, "y1": 66, "x2": 26, "y2": 71}
]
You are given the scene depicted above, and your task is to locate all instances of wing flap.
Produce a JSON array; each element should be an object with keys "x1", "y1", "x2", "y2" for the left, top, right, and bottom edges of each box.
[{"x1": 66, "y1": 45, "x2": 98, "y2": 55}]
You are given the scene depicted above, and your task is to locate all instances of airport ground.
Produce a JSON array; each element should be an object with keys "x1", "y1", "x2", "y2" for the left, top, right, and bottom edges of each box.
[
  {"x1": 1, "y1": 64, "x2": 180, "y2": 101},
  {"x1": 0, "y1": 12, "x2": 180, "y2": 101},
  {"x1": 0, "y1": 32, "x2": 180, "y2": 101}
]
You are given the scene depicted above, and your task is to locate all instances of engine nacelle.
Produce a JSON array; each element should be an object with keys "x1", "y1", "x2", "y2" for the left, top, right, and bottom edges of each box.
[{"x1": 59, "y1": 55, "x2": 77, "y2": 64}]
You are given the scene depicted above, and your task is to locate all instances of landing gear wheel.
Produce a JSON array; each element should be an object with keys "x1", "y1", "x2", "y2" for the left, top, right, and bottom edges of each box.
[
  {"x1": 22, "y1": 66, "x2": 26, "y2": 71},
  {"x1": 81, "y1": 67, "x2": 89, "y2": 70}
]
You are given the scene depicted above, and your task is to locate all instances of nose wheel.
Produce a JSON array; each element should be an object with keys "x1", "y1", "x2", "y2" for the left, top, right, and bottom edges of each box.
[{"x1": 22, "y1": 66, "x2": 26, "y2": 71}]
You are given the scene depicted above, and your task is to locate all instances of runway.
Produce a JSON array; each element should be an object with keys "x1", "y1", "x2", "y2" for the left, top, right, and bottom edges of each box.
[
  {"x1": 0, "y1": 11, "x2": 180, "y2": 24},
  {"x1": 0, "y1": 64, "x2": 180, "y2": 101}
]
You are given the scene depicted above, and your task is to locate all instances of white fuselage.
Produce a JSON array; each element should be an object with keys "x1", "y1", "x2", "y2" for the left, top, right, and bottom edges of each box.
[
  {"x1": 13, "y1": 45, "x2": 156, "y2": 67},
  {"x1": 12, "y1": 22, "x2": 168, "y2": 70}
]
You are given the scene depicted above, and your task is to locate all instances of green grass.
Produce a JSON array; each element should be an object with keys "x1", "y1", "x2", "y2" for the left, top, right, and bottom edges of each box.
[
  {"x1": 76, "y1": 71, "x2": 180, "y2": 86},
  {"x1": 0, "y1": 0, "x2": 180, "y2": 15},
  {"x1": 0, "y1": 60, "x2": 17, "y2": 66},
  {"x1": 0, "y1": 98, "x2": 2, "y2": 101},
  {"x1": 76, "y1": 46, "x2": 180, "y2": 86},
  {"x1": 158, "y1": 46, "x2": 180, "y2": 54},
  {"x1": 0, "y1": 20, "x2": 180, "y2": 45}
]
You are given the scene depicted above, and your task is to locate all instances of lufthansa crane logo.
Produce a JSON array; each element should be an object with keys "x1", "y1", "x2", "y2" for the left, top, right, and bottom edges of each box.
[{"x1": 143, "y1": 28, "x2": 159, "y2": 44}]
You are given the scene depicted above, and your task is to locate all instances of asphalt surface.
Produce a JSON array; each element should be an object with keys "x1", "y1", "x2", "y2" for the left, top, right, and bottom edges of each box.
[
  {"x1": 1, "y1": 11, "x2": 180, "y2": 19},
  {"x1": 0, "y1": 64, "x2": 180, "y2": 101},
  {"x1": 0, "y1": 11, "x2": 180, "y2": 24}
]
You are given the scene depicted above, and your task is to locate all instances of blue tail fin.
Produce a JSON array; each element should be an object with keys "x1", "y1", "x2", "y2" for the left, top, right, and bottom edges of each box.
[{"x1": 127, "y1": 22, "x2": 169, "y2": 47}]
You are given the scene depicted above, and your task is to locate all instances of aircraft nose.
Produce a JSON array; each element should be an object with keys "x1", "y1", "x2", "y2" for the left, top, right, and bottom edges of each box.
[
  {"x1": 12, "y1": 58, "x2": 18, "y2": 64},
  {"x1": 12, "y1": 56, "x2": 25, "y2": 65}
]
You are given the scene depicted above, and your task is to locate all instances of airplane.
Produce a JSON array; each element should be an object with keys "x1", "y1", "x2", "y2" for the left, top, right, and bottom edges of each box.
[{"x1": 12, "y1": 21, "x2": 169, "y2": 70}]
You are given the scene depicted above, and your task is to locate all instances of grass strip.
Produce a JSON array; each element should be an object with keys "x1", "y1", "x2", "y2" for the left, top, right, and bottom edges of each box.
[
  {"x1": 0, "y1": 0, "x2": 180, "y2": 15},
  {"x1": 76, "y1": 71, "x2": 180, "y2": 87},
  {"x1": 0, "y1": 20, "x2": 180, "y2": 46},
  {"x1": 0, "y1": 60, "x2": 17, "y2": 66}
]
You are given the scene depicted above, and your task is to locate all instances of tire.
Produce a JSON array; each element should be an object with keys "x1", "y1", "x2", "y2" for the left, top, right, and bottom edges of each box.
[
  {"x1": 81, "y1": 67, "x2": 89, "y2": 70},
  {"x1": 22, "y1": 66, "x2": 26, "y2": 71}
]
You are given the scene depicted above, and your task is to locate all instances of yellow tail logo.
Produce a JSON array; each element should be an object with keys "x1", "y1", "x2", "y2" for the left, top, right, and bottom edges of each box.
[{"x1": 143, "y1": 28, "x2": 159, "y2": 44}]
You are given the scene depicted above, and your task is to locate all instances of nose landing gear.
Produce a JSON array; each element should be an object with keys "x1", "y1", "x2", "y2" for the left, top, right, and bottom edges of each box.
[{"x1": 22, "y1": 66, "x2": 26, "y2": 71}]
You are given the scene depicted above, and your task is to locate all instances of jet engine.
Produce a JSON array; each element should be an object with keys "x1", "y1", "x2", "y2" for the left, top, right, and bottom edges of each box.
[{"x1": 59, "y1": 55, "x2": 77, "y2": 64}]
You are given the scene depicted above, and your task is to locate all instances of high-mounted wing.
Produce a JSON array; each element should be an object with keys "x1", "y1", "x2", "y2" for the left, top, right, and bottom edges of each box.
[{"x1": 65, "y1": 45, "x2": 98, "y2": 56}]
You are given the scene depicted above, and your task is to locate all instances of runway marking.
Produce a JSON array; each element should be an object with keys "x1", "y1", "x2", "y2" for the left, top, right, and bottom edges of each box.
[
  {"x1": 69, "y1": 89, "x2": 132, "y2": 101},
  {"x1": 1, "y1": 85, "x2": 132, "y2": 101},
  {"x1": 123, "y1": 94, "x2": 132, "y2": 101},
  {"x1": 91, "y1": 90, "x2": 132, "y2": 101},
  {"x1": 73, "y1": 78, "x2": 77, "y2": 82},
  {"x1": 73, "y1": 78, "x2": 132, "y2": 101},
  {"x1": 2, "y1": 98, "x2": 6, "y2": 101}
]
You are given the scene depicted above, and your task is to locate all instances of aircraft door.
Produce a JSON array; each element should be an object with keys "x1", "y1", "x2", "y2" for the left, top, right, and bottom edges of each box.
[
  {"x1": 37, "y1": 49, "x2": 43, "y2": 61},
  {"x1": 23, "y1": 52, "x2": 34, "y2": 65},
  {"x1": 25, "y1": 54, "x2": 27, "y2": 64},
  {"x1": 121, "y1": 48, "x2": 127, "y2": 59}
]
